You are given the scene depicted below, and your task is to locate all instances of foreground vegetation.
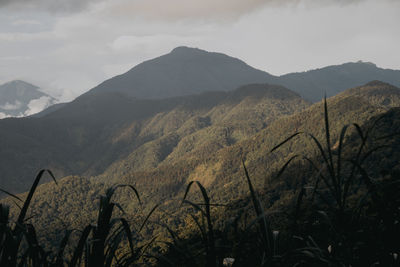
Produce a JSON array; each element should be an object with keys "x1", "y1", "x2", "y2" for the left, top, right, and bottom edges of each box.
[{"x1": 1, "y1": 100, "x2": 399, "y2": 266}]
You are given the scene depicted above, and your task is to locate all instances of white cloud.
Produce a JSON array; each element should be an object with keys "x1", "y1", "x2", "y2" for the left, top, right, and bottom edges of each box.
[
  {"x1": 0, "y1": 112, "x2": 9, "y2": 119},
  {"x1": 0, "y1": 101, "x2": 22, "y2": 111},
  {"x1": 23, "y1": 96, "x2": 53, "y2": 116}
]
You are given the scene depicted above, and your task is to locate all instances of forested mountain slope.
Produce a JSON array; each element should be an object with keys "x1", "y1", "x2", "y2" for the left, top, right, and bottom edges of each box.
[
  {"x1": 3, "y1": 81, "x2": 399, "y2": 250},
  {"x1": 0, "y1": 84, "x2": 308, "y2": 194}
]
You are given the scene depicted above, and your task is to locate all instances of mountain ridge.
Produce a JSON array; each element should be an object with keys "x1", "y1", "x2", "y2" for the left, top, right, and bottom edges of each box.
[{"x1": 78, "y1": 46, "x2": 400, "y2": 103}]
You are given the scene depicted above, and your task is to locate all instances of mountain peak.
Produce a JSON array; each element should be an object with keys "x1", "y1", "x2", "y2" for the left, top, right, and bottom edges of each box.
[
  {"x1": 170, "y1": 46, "x2": 205, "y2": 54},
  {"x1": 89, "y1": 46, "x2": 273, "y2": 99},
  {"x1": 4, "y1": 80, "x2": 38, "y2": 89},
  {"x1": 355, "y1": 60, "x2": 377, "y2": 67},
  {"x1": 85, "y1": 47, "x2": 400, "y2": 103}
]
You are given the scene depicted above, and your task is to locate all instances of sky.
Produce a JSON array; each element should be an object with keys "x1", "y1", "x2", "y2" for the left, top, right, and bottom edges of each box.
[{"x1": 0, "y1": 0, "x2": 399, "y2": 102}]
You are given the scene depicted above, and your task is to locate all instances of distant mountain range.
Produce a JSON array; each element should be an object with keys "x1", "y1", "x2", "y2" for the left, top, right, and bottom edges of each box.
[
  {"x1": 0, "y1": 80, "x2": 56, "y2": 118},
  {"x1": 86, "y1": 46, "x2": 400, "y2": 102},
  {"x1": 0, "y1": 47, "x2": 400, "y2": 194},
  {"x1": 4, "y1": 47, "x2": 400, "y2": 120},
  {"x1": 276, "y1": 61, "x2": 400, "y2": 102}
]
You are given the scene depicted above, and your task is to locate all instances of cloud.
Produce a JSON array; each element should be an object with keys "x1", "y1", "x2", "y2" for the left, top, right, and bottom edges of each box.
[
  {"x1": 0, "y1": 0, "x2": 380, "y2": 17},
  {"x1": 109, "y1": 34, "x2": 201, "y2": 53},
  {"x1": 0, "y1": 31, "x2": 53, "y2": 42},
  {"x1": 23, "y1": 96, "x2": 53, "y2": 116},
  {"x1": 0, "y1": 101, "x2": 22, "y2": 111},
  {"x1": 99, "y1": 0, "x2": 270, "y2": 21},
  {"x1": 0, "y1": 0, "x2": 398, "y2": 103},
  {"x1": 95, "y1": 0, "x2": 378, "y2": 22},
  {"x1": 0, "y1": 0, "x2": 102, "y2": 13},
  {"x1": 12, "y1": 19, "x2": 42, "y2": 26},
  {"x1": 0, "y1": 112, "x2": 8, "y2": 119},
  {"x1": 0, "y1": 97, "x2": 53, "y2": 117}
]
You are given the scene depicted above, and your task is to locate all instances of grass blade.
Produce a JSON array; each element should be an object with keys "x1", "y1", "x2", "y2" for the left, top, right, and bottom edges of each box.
[
  {"x1": 17, "y1": 169, "x2": 57, "y2": 226},
  {"x1": 69, "y1": 225, "x2": 92, "y2": 267}
]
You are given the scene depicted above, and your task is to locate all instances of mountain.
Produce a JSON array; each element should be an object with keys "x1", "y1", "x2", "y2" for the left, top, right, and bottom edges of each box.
[
  {"x1": 2, "y1": 81, "x2": 399, "y2": 251},
  {"x1": 1, "y1": 46, "x2": 399, "y2": 197},
  {"x1": 5, "y1": 48, "x2": 399, "y2": 121},
  {"x1": 87, "y1": 46, "x2": 275, "y2": 99},
  {"x1": 0, "y1": 83, "x2": 309, "y2": 195},
  {"x1": 276, "y1": 61, "x2": 400, "y2": 102},
  {"x1": 30, "y1": 102, "x2": 67, "y2": 118},
  {"x1": 79, "y1": 47, "x2": 400, "y2": 103},
  {"x1": 0, "y1": 80, "x2": 56, "y2": 118}
]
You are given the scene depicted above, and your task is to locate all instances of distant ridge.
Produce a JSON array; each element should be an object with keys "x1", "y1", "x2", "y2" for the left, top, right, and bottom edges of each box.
[
  {"x1": 81, "y1": 47, "x2": 400, "y2": 103},
  {"x1": 276, "y1": 61, "x2": 400, "y2": 101},
  {"x1": 0, "y1": 80, "x2": 56, "y2": 118}
]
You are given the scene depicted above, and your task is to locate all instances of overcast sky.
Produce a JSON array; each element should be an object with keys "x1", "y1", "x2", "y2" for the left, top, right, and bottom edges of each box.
[{"x1": 0, "y1": 0, "x2": 399, "y2": 101}]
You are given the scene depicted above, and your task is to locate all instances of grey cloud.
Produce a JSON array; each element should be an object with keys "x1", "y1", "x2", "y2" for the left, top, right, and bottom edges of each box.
[
  {"x1": 0, "y1": 100, "x2": 22, "y2": 111},
  {"x1": 0, "y1": 0, "x2": 375, "y2": 16},
  {"x1": 23, "y1": 96, "x2": 53, "y2": 116},
  {"x1": 0, "y1": 0, "x2": 102, "y2": 13},
  {"x1": 94, "y1": 0, "x2": 398, "y2": 23}
]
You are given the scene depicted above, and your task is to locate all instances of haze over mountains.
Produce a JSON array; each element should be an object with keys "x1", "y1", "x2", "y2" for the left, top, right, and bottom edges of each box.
[{"x1": 0, "y1": 80, "x2": 56, "y2": 118}]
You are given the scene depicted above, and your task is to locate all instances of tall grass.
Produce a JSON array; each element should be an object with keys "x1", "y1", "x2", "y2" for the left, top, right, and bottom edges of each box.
[
  {"x1": 270, "y1": 98, "x2": 394, "y2": 215},
  {"x1": 0, "y1": 174, "x2": 158, "y2": 267},
  {"x1": 0, "y1": 169, "x2": 56, "y2": 266},
  {"x1": 268, "y1": 98, "x2": 400, "y2": 266},
  {"x1": 69, "y1": 184, "x2": 158, "y2": 267}
]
